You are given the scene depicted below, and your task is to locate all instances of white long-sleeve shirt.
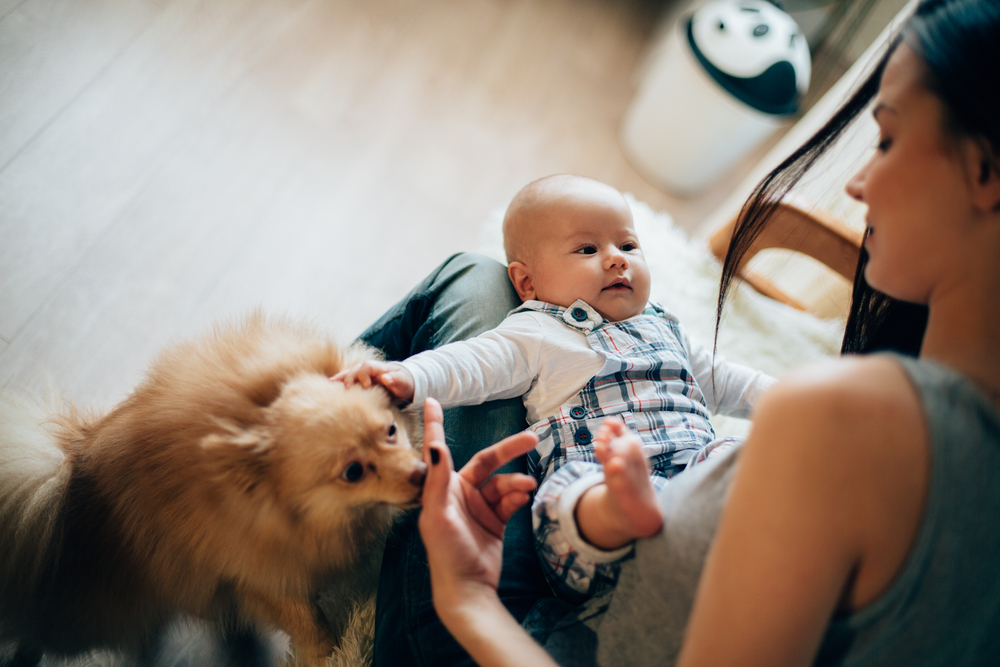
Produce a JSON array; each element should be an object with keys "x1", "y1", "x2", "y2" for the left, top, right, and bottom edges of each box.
[{"x1": 400, "y1": 303, "x2": 773, "y2": 425}]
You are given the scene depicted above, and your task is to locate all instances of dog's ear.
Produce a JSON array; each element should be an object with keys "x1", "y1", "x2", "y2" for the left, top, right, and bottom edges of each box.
[
  {"x1": 202, "y1": 419, "x2": 271, "y2": 452},
  {"x1": 201, "y1": 420, "x2": 272, "y2": 492}
]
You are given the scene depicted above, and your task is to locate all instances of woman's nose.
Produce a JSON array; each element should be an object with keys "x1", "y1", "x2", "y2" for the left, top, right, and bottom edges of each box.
[{"x1": 845, "y1": 160, "x2": 869, "y2": 202}]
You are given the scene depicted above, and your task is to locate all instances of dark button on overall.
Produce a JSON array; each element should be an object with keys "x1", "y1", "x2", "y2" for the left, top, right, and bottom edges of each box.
[
  {"x1": 570, "y1": 307, "x2": 588, "y2": 322},
  {"x1": 574, "y1": 427, "x2": 592, "y2": 446},
  {"x1": 570, "y1": 406, "x2": 586, "y2": 419}
]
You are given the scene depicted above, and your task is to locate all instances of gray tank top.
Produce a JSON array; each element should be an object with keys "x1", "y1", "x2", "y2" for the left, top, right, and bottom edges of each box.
[
  {"x1": 590, "y1": 354, "x2": 1000, "y2": 666},
  {"x1": 815, "y1": 355, "x2": 1000, "y2": 665}
]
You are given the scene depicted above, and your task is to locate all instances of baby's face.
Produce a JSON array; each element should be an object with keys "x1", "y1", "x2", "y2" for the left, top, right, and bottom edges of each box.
[{"x1": 524, "y1": 195, "x2": 650, "y2": 322}]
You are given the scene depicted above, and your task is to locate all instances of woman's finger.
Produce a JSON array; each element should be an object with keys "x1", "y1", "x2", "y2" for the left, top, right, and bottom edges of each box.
[
  {"x1": 460, "y1": 431, "x2": 538, "y2": 488},
  {"x1": 496, "y1": 491, "x2": 532, "y2": 524},
  {"x1": 480, "y1": 473, "x2": 538, "y2": 506},
  {"x1": 420, "y1": 398, "x2": 455, "y2": 512}
]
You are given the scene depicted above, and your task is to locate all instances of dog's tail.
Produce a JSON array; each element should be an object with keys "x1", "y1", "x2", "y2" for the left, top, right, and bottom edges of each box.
[{"x1": 0, "y1": 390, "x2": 74, "y2": 626}]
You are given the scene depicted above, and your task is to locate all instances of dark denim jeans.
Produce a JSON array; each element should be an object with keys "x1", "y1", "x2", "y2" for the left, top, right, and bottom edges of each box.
[{"x1": 358, "y1": 253, "x2": 553, "y2": 667}]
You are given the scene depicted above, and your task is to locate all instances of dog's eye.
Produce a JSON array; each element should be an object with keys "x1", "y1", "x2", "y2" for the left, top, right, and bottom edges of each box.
[
  {"x1": 342, "y1": 462, "x2": 365, "y2": 483},
  {"x1": 387, "y1": 423, "x2": 397, "y2": 440}
]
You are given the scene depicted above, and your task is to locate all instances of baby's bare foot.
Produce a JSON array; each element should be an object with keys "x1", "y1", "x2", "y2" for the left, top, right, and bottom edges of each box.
[
  {"x1": 596, "y1": 421, "x2": 663, "y2": 540},
  {"x1": 576, "y1": 420, "x2": 664, "y2": 550}
]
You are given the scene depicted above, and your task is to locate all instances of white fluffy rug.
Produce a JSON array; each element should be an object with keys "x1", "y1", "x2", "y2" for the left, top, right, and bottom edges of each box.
[
  {"x1": 477, "y1": 195, "x2": 846, "y2": 438},
  {"x1": 283, "y1": 597, "x2": 375, "y2": 667}
]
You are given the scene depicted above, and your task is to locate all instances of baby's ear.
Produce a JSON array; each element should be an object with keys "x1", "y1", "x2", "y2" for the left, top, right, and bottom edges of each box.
[{"x1": 507, "y1": 261, "x2": 536, "y2": 301}]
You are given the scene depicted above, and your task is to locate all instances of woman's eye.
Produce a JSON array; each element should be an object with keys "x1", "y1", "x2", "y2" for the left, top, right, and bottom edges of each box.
[
  {"x1": 877, "y1": 138, "x2": 892, "y2": 152},
  {"x1": 342, "y1": 462, "x2": 365, "y2": 482}
]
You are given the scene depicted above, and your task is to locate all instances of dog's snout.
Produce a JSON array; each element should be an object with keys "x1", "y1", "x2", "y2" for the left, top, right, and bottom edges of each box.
[{"x1": 409, "y1": 461, "x2": 427, "y2": 487}]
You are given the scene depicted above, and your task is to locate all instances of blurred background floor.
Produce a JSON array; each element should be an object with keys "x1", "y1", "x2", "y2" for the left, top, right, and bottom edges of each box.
[{"x1": 0, "y1": 0, "x2": 774, "y2": 407}]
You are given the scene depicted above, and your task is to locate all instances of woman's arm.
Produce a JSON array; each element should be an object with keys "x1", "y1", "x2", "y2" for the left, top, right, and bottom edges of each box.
[
  {"x1": 417, "y1": 398, "x2": 560, "y2": 667},
  {"x1": 677, "y1": 357, "x2": 929, "y2": 667},
  {"x1": 434, "y1": 590, "x2": 559, "y2": 667}
]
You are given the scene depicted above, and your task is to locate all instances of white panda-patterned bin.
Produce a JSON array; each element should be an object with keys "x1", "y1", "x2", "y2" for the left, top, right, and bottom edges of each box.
[{"x1": 621, "y1": 0, "x2": 811, "y2": 196}]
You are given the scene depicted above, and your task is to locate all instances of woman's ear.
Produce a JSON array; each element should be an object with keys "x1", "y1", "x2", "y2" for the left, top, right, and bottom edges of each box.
[
  {"x1": 966, "y1": 140, "x2": 1000, "y2": 212},
  {"x1": 507, "y1": 262, "x2": 536, "y2": 302},
  {"x1": 978, "y1": 161, "x2": 1000, "y2": 213}
]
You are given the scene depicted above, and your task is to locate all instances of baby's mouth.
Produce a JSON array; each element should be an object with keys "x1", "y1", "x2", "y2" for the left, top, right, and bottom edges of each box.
[{"x1": 603, "y1": 277, "x2": 631, "y2": 291}]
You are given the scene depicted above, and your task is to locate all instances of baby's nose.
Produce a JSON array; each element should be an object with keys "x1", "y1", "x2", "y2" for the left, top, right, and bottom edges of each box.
[
  {"x1": 409, "y1": 460, "x2": 428, "y2": 487},
  {"x1": 606, "y1": 249, "x2": 628, "y2": 268}
]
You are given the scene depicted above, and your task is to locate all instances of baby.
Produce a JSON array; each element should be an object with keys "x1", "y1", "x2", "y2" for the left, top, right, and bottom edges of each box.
[{"x1": 336, "y1": 175, "x2": 774, "y2": 600}]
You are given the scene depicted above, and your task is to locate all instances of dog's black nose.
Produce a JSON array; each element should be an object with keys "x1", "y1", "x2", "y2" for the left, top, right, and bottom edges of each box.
[{"x1": 409, "y1": 461, "x2": 427, "y2": 487}]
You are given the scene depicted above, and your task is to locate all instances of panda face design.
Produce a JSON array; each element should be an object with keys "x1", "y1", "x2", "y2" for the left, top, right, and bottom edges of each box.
[{"x1": 692, "y1": 0, "x2": 811, "y2": 95}]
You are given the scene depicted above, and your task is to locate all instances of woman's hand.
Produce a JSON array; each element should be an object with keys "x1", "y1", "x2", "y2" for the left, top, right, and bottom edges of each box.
[
  {"x1": 418, "y1": 397, "x2": 538, "y2": 615},
  {"x1": 417, "y1": 398, "x2": 558, "y2": 667}
]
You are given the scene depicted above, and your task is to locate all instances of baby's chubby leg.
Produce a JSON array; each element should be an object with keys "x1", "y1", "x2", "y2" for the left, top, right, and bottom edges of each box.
[{"x1": 575, "y1": 419, "x2": 664, "y2": 551}]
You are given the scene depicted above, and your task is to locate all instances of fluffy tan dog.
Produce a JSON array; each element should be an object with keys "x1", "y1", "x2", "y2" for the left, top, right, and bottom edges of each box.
[{"x1": 0, "y1": 313, "x2": 424, "y2": 666}]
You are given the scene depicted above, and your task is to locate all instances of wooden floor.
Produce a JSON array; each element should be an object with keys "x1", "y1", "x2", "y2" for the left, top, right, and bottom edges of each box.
[{"x1": 0, "y1": 0, "x2": 777, "y2": 407}]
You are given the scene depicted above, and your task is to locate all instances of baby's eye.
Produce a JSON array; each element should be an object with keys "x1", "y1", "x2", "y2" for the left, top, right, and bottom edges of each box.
[
  {"x1": 575, "y1": 246, "x2": 597, "y2": 255},
  {"x1": 342, "y1": 462, "x2": 365, "y2": 482},
  {"x1": 621, "y1": 242, "x2": 638, "y2": 252}
]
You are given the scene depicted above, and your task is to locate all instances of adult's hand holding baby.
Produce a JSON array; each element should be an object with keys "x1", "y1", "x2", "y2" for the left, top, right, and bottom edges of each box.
[
  {"x1": 418, "y1": 398, "x2": 556, "y2": 667},
  {"x1": 330, "y1": 360, "x2": 415, "y2": 404}
]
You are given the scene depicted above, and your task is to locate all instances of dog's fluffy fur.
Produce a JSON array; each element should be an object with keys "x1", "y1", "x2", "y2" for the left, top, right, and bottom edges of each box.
[{"x1": 0, "y1": 313, "x2": 424, "y2": 665}]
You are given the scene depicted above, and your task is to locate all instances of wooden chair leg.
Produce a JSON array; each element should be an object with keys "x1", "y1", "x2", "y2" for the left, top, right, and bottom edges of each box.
[{"x1": 708, "y1": 201, "x2": 863, "y2": 313}]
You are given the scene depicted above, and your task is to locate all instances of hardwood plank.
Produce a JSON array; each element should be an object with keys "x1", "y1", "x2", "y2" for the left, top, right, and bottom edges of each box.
[
  {"x1": 0, "y1": 0, "x2": 313, "y2": 342},
  {"x1": 0, "y1": 0, "x2": 26, "y2": 21},
  {"x1": 189, "y1": 153, "x2": 482, "y2": 344},
  {"x1": 0, "y1": 0, "x2": 155, "y2": 170},
  {"x1": 0, "y1": 77, "x2": 313, "y2": 405},
  {"x1": 245, "y1": 0, "x2": 676, "y2": 258}
]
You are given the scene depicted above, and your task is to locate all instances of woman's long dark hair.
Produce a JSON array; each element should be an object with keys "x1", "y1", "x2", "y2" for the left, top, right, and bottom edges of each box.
[{"x1": 716, "y1": 0, "x2": 1000, "y2": 357}]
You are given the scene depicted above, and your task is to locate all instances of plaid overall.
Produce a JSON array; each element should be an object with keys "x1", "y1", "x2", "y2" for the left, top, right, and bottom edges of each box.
[{"x1": 523, "y1": 299, "x2": 719, "y2": 600}]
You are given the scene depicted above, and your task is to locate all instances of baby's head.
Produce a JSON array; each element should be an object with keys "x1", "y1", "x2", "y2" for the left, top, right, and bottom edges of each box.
[{"x1": 502, "y1": 175, "x2": 650, "y2": 322}]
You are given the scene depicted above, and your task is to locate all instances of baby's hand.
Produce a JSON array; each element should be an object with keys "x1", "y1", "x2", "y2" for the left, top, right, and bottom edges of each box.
[{"x1": 331, "y1": 360, "x2": 415, "y2": 404}]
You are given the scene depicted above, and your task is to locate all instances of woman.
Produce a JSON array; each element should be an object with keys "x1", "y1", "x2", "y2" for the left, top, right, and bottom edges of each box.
[{"x1": 413, "y1": 0, "x2": 1000, "y2": 664}]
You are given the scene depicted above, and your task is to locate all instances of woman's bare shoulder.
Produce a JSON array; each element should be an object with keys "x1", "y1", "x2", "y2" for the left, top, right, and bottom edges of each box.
[
  {"x1": 744, "y1": 355, "x2": 930, "y2": 609},
  {"x1": 744, "y1": 354, "x2": 929, "y2": 543},
  {"x1": 757, "y1": 355, "x2": 923, "y2": 435}
]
